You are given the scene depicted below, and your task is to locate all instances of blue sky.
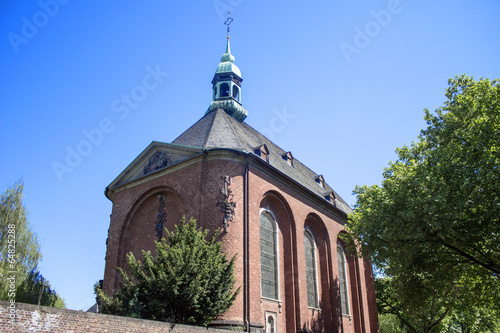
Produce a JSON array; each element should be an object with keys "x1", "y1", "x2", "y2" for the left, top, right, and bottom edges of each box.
[{"x1": 1, "y1": 1, "x2": 499, "y2": 311}]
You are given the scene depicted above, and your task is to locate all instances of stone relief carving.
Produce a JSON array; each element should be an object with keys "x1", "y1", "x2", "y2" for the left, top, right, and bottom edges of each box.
[
  {"x1": 216, "y1": 175, "x2": 236, "y2": 232},
  {"x1": 143, "y1": 151, "x2": 171, "y2": 175},
  {"x1": 155, "y1": 194, "x2": 167, "y2": 241}
]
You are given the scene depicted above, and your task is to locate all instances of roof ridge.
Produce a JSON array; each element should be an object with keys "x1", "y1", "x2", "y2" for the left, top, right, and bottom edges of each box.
[
  {"x1": 215, "y1": 109, "x2": 245, "y2": 149},
  {"x1": 171, "y1": 111, "x2": 217, "y2": 148},
  {"x1": 201, "y1": 110, "x2": 219, "y2": 148}
]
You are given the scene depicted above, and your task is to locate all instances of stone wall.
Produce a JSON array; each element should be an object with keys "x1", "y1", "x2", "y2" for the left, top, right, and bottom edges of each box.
[{"x1": 0, "y1": 301, "x2": 234, "y2": 333}]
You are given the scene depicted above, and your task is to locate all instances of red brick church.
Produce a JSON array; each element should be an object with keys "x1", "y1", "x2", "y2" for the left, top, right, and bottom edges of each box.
[{"x1": 102, "y1": 31, "x2": 378, "y2": 332}]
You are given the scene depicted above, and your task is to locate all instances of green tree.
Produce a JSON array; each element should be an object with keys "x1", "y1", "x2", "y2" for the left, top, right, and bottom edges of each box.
[
  {"x1": 0, "y1": 180, "x2": 65, "y2": 308},
  {"x1": 378, "y1": 298, "x2": 500, "y2": 333},
  {"x1": 345, "y1": 75, "x2": 500, "y2": 331},
  {"x1": 0, "y1": 180, "x2": 42, "y2": 300},
  {"x1": 96, "y1": 217, "x2": 240, "y2": 326},
  {"x1": 379, "y1": 313, "x2": 405, "y2": 333},
  {"x1": 444, "y1": 305, "x2": 500, "y2": 333},
  {"x1": 16, "y1": 269, "x2": 66, "y2": 308},
  {"x1": 375, "y1": 276, "x2": 459, "y2": 332}
]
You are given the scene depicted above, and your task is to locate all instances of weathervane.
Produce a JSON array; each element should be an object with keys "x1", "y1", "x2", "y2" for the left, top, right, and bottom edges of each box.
[{"x1": 224, "y1": 11, "x2": 233, "y2": 38}]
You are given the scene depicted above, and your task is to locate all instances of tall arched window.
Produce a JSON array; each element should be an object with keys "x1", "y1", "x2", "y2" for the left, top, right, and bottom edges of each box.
[
  {"x1": 337, "y1": 245, "x2": 350, "y2": 315},
  {"x1": 304, "y1": 230, "x2": 318, "y2": 308},
  {"x1": 260, "y1": 211, "x2": 278, "y2": 299}
]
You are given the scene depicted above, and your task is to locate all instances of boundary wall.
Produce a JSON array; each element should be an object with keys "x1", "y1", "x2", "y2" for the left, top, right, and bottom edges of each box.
[{"x1": 0, "y1": 301, "x2": 233, "y2": 333}]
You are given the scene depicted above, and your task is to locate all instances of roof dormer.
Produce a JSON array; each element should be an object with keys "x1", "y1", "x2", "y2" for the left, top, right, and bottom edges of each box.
[
  {"x1": 315, "y1": 175, "x2": 325, "y2": 188},
  {"x1": 324, "y1": 192, "x2": 335, "y2": 203},
  {"x1": 254, "y1": 144, "x2": 269, "y2": 163},
  {"x1": 282, "y1": 151, "x2": 294, "y2": 167}
]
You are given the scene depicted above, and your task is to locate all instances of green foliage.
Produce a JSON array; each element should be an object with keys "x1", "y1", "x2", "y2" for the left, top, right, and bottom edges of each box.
[
  {"x1": 0, "y1": 180, "x2": 65, "y2": 308},
  {"x1": 16, "y1": 269, "x2": 66, "y2": 308},
  {"x1": 379, "y1": 313, "x2": 405, "y2": 333},
  {"x1": 444, "y1": 306, "x2": 500, "y2": 333},
  {"x1": 96, "y1": 217, "x2": 240, "y2": 326},
  {"x1": 0, "y1": 180, "x2": 42, "y2": 300},
  {"x1": 378, "y1": 304, "x2": 500, "y2": 333},
  {"x1": 375, "y1": 276, "x2": 459, "y2": 332},
  {"x1": 345, "y1": 76, "x2": 500, "y2": 332}
]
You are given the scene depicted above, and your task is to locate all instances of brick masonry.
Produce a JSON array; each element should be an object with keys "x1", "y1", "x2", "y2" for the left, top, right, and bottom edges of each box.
[
  {"x1": 0, "y1": 300, "x2": 235, "y2": 333},
  {"x1": 102, "y1": 150, "x2": 378, "y2": 332}
]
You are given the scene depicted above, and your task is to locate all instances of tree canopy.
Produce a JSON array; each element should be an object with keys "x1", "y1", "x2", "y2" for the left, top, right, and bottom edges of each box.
[
  {"x1": 345, "y1": 75, "x2": 499, "y2": 332},
  {"x1": 96, "y1": 216, "x2": 240, "y2": 327},
  {"x1": 0, "y1": 180, "x2": 42, "y2": 299},
  {"x1": 0, "y1": 180, "x2": 65, "y2": 308},
  {"x1": 16, "y1": 268, "x2": 66, "y2": 308}
]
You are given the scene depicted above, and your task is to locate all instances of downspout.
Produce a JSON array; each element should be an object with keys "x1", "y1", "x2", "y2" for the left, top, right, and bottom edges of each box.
[{"x1": 243, "y1": 154, "x2": 250, "y2": 332}]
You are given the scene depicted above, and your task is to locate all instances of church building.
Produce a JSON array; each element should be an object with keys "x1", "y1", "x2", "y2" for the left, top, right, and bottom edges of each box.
[{"x1": 102, "y1": 26, "x2": 378, "y2": 332}]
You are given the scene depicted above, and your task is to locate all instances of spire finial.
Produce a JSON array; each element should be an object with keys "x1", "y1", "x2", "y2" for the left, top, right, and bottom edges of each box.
[{"x1": 224, "y1": 11, "x2": 233, "y2": 39}]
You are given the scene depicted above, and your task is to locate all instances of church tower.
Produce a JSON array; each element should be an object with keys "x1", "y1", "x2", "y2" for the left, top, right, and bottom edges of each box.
[
  {"x1": 102, "y1": 14, "x2": 378, "y2": 333},
  {"x1": 206, "y1": 16, "x2": 247, "y2": 122}
]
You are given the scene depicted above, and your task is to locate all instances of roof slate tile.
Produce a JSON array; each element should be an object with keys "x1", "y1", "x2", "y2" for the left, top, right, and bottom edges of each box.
[{"x1": 172, "y1": 109, "x2": 352, "y2": 214}]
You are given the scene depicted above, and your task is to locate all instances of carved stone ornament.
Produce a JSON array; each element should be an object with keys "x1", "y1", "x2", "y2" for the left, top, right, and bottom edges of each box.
[
  {"x1": 143, "y1": 151, "x2": 171, "y2": 175},
  {"x1": 216, "y1": 175, "x2": 237, "y2": 232},
  {"x1": 155, "y1": 194, "x2": 167, "y2": 241}
]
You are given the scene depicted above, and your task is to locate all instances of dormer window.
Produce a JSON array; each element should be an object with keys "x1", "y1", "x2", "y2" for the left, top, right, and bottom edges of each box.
[
  {"x1": 315, "y1": 175, "x2": 325, "y2": 189},
  {"x1": 324, "y1": 192, "x2": 335, "y2": 203},
  {"x1": 254, "y1": 144, "x2": 269, "y2": 163},
  {"x1": 282, "y1": 152, "x2": 294, "y2": 167}
]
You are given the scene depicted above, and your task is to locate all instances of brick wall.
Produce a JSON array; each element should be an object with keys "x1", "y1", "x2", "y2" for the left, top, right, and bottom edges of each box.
[
  {"x1": 103, "y1": 155, "x2": 247, "y2": 325},
  {"x1": 0, "y1": 301, "x2": 234, "y2": 333},
  {"x1": 102, "y1": 151, "x2": 378, "y2": 333}
]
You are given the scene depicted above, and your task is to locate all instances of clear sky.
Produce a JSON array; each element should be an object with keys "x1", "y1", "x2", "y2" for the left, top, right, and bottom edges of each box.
[{"x1": 1, "y1": 1, "x2": 499, "y2": 311}]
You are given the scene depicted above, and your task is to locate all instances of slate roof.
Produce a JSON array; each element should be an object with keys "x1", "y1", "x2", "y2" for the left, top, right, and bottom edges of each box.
[
  {"x1": 86, "y1": 303, "x2": 98, "y2": 313},
  {"x1": 173, "y1": 109, "x2": 352, "y2": 215}
]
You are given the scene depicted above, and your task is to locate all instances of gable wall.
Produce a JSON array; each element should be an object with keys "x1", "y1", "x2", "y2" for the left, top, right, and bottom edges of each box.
[{"x1": 103, "y1": 153, "x2": 248, "y2": 325}]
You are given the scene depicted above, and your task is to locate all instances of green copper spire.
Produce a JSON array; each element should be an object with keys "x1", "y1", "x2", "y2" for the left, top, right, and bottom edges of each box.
[
  {"x1": 206, "y1": 13, "x2": 247, "y2": 122},
  {"x1": 220, "y1": 37, "x2": 236, "y2": 64},
  {"x1": 215, "y1": 38, "x2": 240, "y2": 77}
]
